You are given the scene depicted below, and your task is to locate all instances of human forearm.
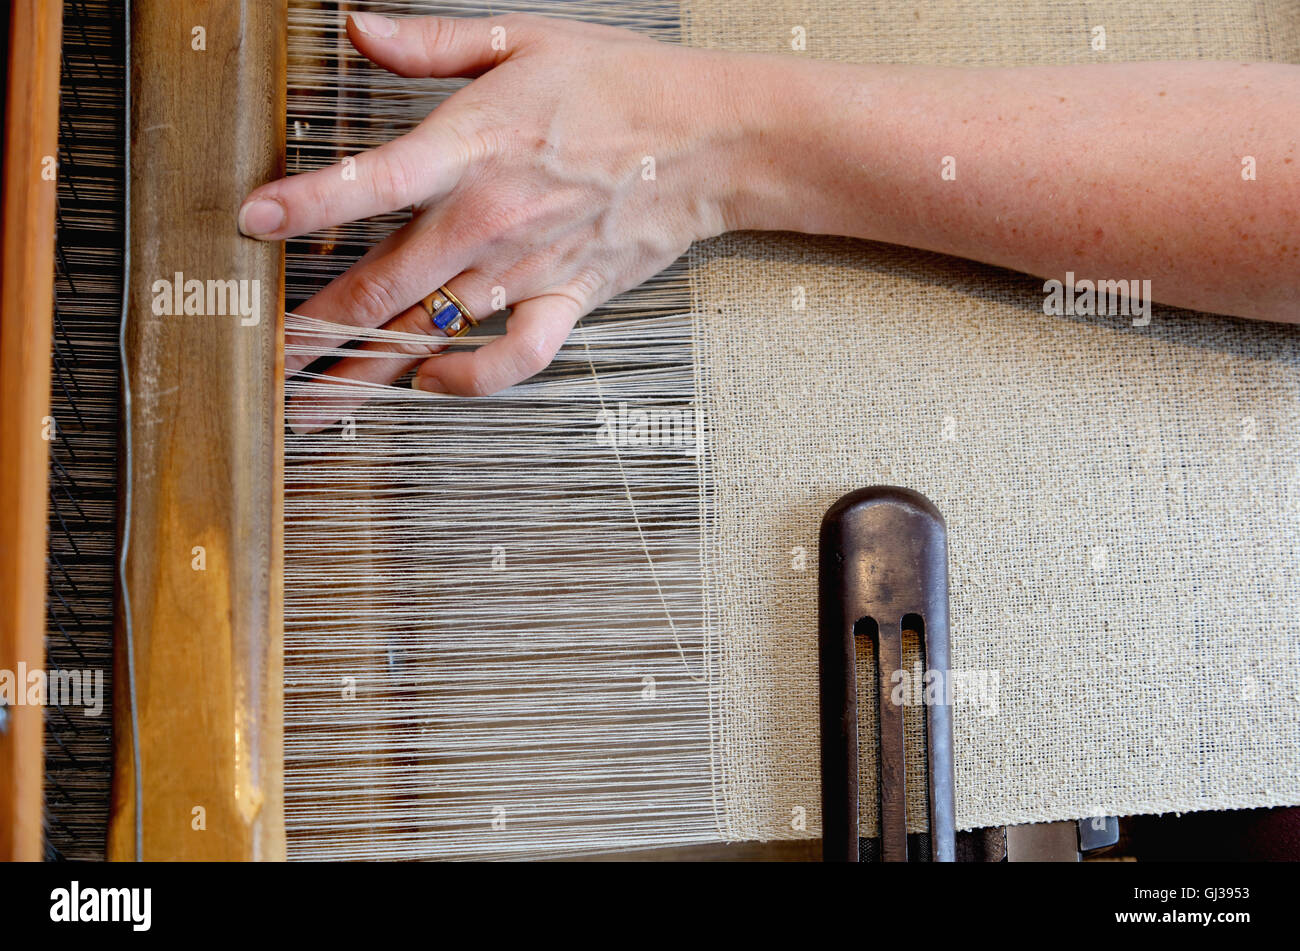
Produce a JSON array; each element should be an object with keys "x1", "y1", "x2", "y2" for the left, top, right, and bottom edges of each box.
[
  {"x1": 718, "y1": 57, "x2": 1300, "y2": 322},
  {"x1": 241, "y1": 13, "x2": 1300, "y2": 411}
]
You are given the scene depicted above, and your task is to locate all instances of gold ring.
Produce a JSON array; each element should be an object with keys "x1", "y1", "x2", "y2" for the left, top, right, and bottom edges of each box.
[{"x1": 420, "y1": 285, "x2": 478, "y2": 337}]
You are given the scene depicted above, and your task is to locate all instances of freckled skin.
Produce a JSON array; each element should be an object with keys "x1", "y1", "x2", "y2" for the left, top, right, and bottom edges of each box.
[
  {"x1": 243, "y1": 14, "x2": 1300, "y2": 411},
  {"x1": 725, "y1": 58, "x2": 1299, "y2": 323}
]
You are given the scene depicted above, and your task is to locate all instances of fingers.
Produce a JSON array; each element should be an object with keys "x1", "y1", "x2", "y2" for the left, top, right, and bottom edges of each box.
[
  {"x1": 290, "y1": 290, "x2": 583, "y2": 433},
  {"x1": 285, "y1": 219, "x2": 472, "y2": 378},
  {"x1": 287, "y1": 302, "x2": 444, "y2": 435},
  {"x1": 412, "y1": 294, "x2": 581, "y2": 397},
  {"x1": 346, "y1": 12, "x2": 527, "y2": 79},
  {"x1": 284, "y1": 227, "x2": 405, "y2": 378},
  {"x1": 241, "y1": 12, "x2": 534, "y2": 239},
  {"x1": 287, "y1": 274, "x2": 494, "y2": 432},
  {"x1": 238, "y1": 124, "x2": 466, "y2": 240}
]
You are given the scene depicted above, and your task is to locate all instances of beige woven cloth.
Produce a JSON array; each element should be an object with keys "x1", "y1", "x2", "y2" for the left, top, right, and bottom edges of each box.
[{"x1": 684, "y1": 1, "x2": 1300, "y2": 836}]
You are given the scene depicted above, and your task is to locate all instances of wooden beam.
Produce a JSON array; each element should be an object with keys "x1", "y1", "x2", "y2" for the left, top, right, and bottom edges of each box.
[
  {"x1": 0, "y1": 0, "x2": 62, "y2": 863},
  {"x1": 108, "y1": 0, "x2": 286, "y2": 861}
]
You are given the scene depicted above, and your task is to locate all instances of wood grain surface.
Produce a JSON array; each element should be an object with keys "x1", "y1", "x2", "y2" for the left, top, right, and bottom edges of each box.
[{"x1": 109, "y1": 0, "x2": 286, "y2": 861}]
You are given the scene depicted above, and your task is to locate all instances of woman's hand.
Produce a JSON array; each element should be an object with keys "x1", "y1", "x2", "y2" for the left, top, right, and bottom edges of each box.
[
  {"x1": 240, "y1": 11, "x2": 752, "y2": 428},
  {"x1": 244, "y1": 13, "x2": 1300, "y2": 433}
]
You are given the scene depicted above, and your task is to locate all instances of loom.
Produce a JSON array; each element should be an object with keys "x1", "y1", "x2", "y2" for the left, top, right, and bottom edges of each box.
[{"x1": 2, "y1": 0, "x2": 1297, "y2": 862}]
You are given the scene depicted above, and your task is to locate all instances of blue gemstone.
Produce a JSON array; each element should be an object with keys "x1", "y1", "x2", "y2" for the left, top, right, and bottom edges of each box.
[{"x1": 431, "y1": 302, "x2": 460, "y2": 329}]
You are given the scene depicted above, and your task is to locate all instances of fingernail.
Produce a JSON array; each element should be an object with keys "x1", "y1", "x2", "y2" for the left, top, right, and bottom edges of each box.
[
  {"x1": 238, "y1": 198, "x2": 285, "y2": 236},
  {"x1": 411, "y1": 376, "x2": 445, "y2": 394},
  {"x1": 350, "y1": 12, "x2": 398, "y2": 38}
]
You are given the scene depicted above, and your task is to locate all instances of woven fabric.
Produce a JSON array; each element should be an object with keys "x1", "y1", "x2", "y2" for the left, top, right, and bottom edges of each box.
[{"x1": 684, "y1": 1, "x2": 1300, "y2": 836}]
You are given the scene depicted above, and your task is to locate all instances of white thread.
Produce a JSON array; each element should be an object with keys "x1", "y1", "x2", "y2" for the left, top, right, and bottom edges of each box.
[{"x1": 281, "y1": 0, "x2": 717, "y2": 860}]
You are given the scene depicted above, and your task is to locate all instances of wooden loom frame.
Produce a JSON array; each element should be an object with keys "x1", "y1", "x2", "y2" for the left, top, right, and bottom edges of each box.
[
  {"x1": 0, "y1": 0, "x2": 786, "y2": 866},
  {"x1": 6, "y1": 0, "x2": 728, "y2": 865},
  {"x1": 0, "y1": 0, "x2": 1021, "y2": 865},
  {"x1": 2, "y1": 0, "x2": 288, "y2": 862},
  {"x1": 106, "y1": 0, "x2": 287, "y2": 861},
  {"x1": 52, "y1": 0, "x2": 782, "y2": 863},
  {"x1": 2, "y1": 0, "x2": 1219, "y2": 866}
]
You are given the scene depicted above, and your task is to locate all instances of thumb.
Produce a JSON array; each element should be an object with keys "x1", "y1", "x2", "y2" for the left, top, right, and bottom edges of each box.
[{"x1": 346, "y1": 12, "x2": 522, "y2": 79}]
